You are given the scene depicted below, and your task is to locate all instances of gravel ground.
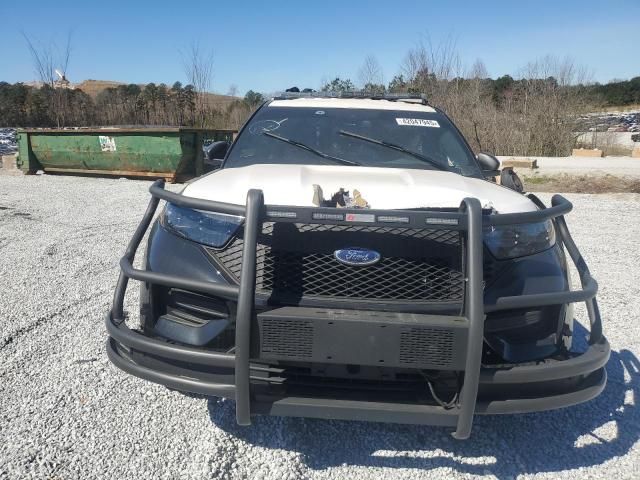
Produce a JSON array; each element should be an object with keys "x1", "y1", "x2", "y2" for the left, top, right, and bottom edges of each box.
[{"x1": 1, "y1": 174, "x2": 639, "y2": 479}]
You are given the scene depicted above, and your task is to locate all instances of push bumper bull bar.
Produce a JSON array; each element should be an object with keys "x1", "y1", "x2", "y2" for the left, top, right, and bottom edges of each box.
[{"x1": 106, "y1": 180, "x2": 609, "y2": 439}]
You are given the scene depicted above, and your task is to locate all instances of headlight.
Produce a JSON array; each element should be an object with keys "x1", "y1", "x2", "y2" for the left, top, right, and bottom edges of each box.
[
  {"x1": 162, "y1": 203, "x2": 243, "y2": 248},
  {"x1": 483, "y1": 220, "x2": 556, "y2": 259}
]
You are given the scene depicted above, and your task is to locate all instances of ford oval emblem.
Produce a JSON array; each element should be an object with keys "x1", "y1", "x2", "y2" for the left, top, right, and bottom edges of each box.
[{"x1": 334, "y1": 247, "x2": 381, "y2": 266}]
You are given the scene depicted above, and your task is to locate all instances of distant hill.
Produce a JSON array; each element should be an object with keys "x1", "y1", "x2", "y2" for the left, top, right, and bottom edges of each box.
[
  {"x1": 76, "y1": 79, "x2": 123, "y2": 97},
  {"x1": 76, "y1": 79, "x2": 240, "y2": 108}
]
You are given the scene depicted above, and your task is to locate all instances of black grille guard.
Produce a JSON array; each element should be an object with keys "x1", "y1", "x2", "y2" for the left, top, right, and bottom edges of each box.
[{"x1": 106, "y1": 179, "x2": 605, "y2": 439}]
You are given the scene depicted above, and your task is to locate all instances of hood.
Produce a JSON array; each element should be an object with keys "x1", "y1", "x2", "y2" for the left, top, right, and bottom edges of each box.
[{"x1": 182, "y1": 164, "x2": 536, "y2": 213}]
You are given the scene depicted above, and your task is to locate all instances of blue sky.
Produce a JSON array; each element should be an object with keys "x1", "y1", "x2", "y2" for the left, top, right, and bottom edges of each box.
[{"x1": 1, "y1": 0, "x2": 637, "y2": 95}]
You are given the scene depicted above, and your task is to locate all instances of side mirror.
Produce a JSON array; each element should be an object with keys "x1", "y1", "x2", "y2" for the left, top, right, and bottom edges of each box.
[
  {"x1": 500, "y1": 167, "x2": 524, "y2": 193},
  {"x1": 204, "y1": 157, "x2": 224, "y2": 171},
  {"x1": 476, "y1": 152, "x2": 501, "y2": 178},
  {"x1": 203, "y1": 141, "x2": 230, "y2": 171}
]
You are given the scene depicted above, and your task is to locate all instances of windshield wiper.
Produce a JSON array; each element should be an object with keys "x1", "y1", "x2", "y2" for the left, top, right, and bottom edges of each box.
[
  {"x1": 339, "y1": 130, "x2": 448, "y2": 171},
  {"x1": 262, "y1": 131, "x2": 361, "y2": 166}
]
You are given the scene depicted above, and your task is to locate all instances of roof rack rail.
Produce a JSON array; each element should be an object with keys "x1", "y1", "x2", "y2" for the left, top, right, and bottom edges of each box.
[{"x1": 271, "y1": 91, "x2": 429, "y2": 105}]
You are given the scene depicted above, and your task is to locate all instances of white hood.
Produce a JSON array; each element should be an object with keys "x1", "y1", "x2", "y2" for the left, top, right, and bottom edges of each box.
[{"x1": 182, "y1": 164, "x2": 536, "y2": 213}]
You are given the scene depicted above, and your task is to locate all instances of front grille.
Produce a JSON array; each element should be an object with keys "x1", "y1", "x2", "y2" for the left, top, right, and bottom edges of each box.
[{"x1": 207, "y1": 222, "x2": 464, "y2": 303}]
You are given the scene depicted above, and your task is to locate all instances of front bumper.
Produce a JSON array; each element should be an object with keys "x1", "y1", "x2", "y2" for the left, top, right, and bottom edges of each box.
[
  {"x1": 106, "y1": 311, "x2": 609, "y2": 422},
  {"x1": 106, "y1": 180, "x2": 608, "y2": 439}
]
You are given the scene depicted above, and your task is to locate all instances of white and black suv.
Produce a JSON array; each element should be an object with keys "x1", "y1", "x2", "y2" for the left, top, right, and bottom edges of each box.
[{"x1": 106, "y1": 93, "x2": 609, "y2": 439}]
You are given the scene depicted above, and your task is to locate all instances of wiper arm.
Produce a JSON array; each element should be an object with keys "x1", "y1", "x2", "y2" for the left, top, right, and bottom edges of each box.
[
  {"x1": 339, "y1": 130, "x2": 448, "y2": 171},
  {"x1": 262, "y1": 131, "x2": 361, "y2": 166}
]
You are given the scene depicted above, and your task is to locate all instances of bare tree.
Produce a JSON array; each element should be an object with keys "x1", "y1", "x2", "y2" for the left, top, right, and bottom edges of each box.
[
  {"x1": 512, "y1": 55, "x2": 594, "y2": 155},
  {"x1": 468, "y1": 59, "x2": 488, "y2": 80},
  {"x1": 400, "y1": 34, "x2": 463, "y2": 116},
  {"x1": 398, "y1": 35, "x2": 594, "y2": 156},
  {"x1": 461, "y1": 59, "x2": 490, "y2": 150},
  {"x1": 358, "y1": 55, "x2": 384, "y2": 90},
  {"x1": 227, "y1": 84, "x2": 239, "y2": 97},
  {"x1": 23, "y1": 30, "x2": 73, "y2": 127},
  {"x1": 182, "y1": 42, "x2": 214, "y2": 127},
  {"x1": 318, "y1": 75, "x2": 329, "y2": 93},
  {"x1": 23, "y1": 35, "x2": 54, "y2": 86},
  {"x1": 401, "y1": 35, "x2": 461, "y2": 85}
]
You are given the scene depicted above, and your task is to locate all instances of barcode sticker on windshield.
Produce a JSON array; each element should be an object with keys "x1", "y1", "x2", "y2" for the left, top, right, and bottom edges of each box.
[{"x1": 395, "y1": 118, "x2": 440, "y2": 128}]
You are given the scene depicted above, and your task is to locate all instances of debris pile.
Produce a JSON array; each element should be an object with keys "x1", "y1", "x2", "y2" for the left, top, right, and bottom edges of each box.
[
  {"x1": 576, "y1": 111, "x2": 640, "y2": 133},
  {"x1": 0, "y1": 128, "x2": 17, "y2": 156},
  {"x1": 312, "y1": 185, "x2": 369, "y2": 208}
]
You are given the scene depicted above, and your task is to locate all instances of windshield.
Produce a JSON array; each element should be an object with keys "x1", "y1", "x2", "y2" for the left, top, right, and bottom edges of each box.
[{"x1": 224, "y1": 104, "x2": 482, "y2": 177}]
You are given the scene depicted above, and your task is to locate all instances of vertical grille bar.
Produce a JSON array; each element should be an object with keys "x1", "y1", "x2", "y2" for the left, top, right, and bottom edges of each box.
[
  {"x1": 234, "y1": 189, "x2": 263, "y2": 426},
  {"x1": 453, "y1": 197, "x2": 485, "y2": 440}
]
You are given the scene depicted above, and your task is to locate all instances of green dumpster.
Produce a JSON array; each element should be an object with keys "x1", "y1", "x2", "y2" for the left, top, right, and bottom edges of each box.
[{"x1": 17, "y1": 127, "x2": 236, "y2": 182}]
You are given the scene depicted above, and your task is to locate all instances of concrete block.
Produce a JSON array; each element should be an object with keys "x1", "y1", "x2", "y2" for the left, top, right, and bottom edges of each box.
[
  {"x1": 1, "y1": 154, "x2": 22, "y2": 175},
  {"x1": 572, "y1": 148, "x2": 604, "y2": 158},
  {"x1": 501, "y1": 158, "x2": 538, "y2": 169}
]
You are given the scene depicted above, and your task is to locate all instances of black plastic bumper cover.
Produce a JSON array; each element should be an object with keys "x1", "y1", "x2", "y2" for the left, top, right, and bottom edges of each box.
[{"x1": 105, "y1": 310, "x2": 609, "y2": 418}]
